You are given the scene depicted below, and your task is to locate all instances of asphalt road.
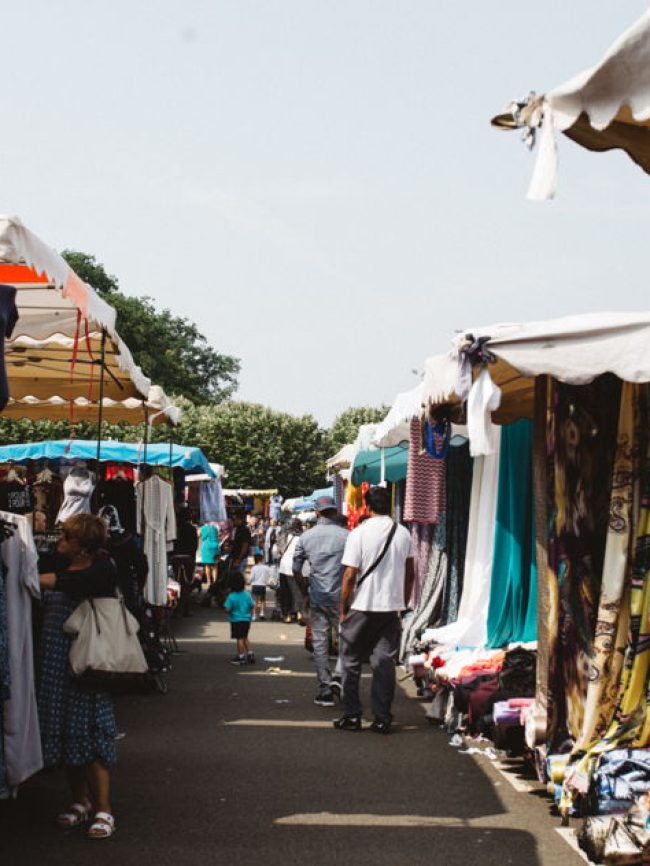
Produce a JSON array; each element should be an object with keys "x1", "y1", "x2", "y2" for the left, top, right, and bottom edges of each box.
[{"x1": 0, "y1": 606, "x2": 585, "y2": 865}]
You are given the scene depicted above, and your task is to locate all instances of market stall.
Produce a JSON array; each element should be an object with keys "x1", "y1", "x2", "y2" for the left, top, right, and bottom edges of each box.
[
  {"x1": 401, "y1": 312, "x2": 650, "y2": 840},
  {"x1": 0, "y1": 221, "x2": 191, "y2": 801}
]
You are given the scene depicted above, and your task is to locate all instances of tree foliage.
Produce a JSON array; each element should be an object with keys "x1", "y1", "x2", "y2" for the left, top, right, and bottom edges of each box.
[
  {"x1": 168, "y1": 401, "x2": 330, "y2": 497},
  {"x1": 328, "y1": 405, "x2": 390, "y2": 454},
  {"x1": 61, "y1": 251, "x2": 240, "y2": 405}
]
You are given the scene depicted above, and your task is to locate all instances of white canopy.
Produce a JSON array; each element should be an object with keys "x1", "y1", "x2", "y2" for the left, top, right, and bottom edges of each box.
[
  {"x1": 492, "y1": 10, "x2": 650, "y2": 199},
  {"x1": 0, "y1": 216, "x2": 152, "y2": 400},
  {"x1": 2, "y1": 393, "x2": 180, "y2": 426},
  {"x1": 422, "y1": 311, "x2": 650, "y2": 424},
  {"x1": 373, "y1": 383, "x2": 423, "y2": 448},
  {"x1": 326, "y1": 443, "x2": 356, "y2": 472}
]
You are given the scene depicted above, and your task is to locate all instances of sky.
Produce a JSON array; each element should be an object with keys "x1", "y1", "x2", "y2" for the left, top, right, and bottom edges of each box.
[{"x1": 1, "y1": 1, "x2": 650, "y2": 424}]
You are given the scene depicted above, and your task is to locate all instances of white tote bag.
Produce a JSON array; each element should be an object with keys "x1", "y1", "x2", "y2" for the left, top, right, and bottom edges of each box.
[{"x1": 64, "y1": 596, "x2": 148, "y2": 677}]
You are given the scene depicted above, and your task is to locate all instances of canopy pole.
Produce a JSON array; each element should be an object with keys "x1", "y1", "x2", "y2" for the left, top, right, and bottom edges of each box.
[
  {"x1": 143, "y1": 407, "x2": 149, "y2": 467},
  {"x1": 96, "y1": 329, "x2": 107, "y2": 465}
]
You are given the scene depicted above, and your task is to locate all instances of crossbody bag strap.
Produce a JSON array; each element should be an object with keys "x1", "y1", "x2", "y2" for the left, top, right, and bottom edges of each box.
[{"x1": 355, "y1": 521, "x2": 398, "y2": 591}]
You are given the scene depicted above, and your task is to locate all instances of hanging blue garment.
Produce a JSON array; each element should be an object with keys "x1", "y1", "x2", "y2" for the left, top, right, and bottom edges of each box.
[{"x1": 486, "y1": 419, "x2": 537, "y2": 648}]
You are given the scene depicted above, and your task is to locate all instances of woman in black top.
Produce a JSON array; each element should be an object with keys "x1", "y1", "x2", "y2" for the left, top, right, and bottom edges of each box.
[{"x1": 38, "y1": 514, "x2": 119, "y2": 840}]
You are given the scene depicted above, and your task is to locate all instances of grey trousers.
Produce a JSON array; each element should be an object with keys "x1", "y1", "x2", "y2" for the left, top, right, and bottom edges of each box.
[
  {"x1": 339, "y1": 610, "x2": 401, "y2": 723},
  {"x1": 287, "y1": 576, "x2": 305, "y2": 617},
  {"x1": 310, "y1": 603, "x2": 341, "y2": 695}
]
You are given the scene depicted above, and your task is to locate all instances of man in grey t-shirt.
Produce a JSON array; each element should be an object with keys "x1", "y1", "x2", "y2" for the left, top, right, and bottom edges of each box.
[{"x1": 292, "y1": 496, "x2": 348, "y2": 707}]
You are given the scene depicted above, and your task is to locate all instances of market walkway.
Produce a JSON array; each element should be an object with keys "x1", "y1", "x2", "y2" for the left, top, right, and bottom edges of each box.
[{"x1": 1, "y1": 609, "x2": 584, "y2": 866}]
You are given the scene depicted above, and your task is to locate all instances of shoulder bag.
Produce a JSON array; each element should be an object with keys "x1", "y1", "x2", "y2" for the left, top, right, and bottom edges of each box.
[
  {"x1": 355, "y1": 521, "x2": 398, "y2": 592},
  {"x1": 64, "y1": 594, "x2": 148, "y2": 690}
]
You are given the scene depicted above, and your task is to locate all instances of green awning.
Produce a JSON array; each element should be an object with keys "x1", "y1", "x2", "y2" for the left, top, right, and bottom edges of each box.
[{"x1": 351, "y1": 444, "x2": 409, "y2": 487}]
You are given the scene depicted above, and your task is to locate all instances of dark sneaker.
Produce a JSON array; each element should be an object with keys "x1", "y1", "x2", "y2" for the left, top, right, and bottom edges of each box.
[
  {"x1": 370, "y1": 720, "x2": 392, "y2": 735},
  {"x1": 329, "y1": 679, "x2": 343, "y2": 701},
  {"x1": 333, "y1": 715, "x2": 362, "y2": 731},
  {"x1": 246, "y1": 652, "x2": 256, "y2": 664},
  {"x1": 314, "y1": 692, "x2": 336, "y2": 707},
  {"x1": 258, "y1": 615, "x2": 265, "y2": 621},
  {"x1": 230, "y1": 656, "x2": 246, "y2": 666}
]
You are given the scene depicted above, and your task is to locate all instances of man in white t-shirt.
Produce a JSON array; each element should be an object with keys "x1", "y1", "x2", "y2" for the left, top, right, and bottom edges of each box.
[{"x1": 334, "y1": 486, "x2": 413, "y2": 734}]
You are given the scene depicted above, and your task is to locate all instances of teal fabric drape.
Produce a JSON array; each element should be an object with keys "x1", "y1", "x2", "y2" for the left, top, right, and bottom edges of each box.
[{"x1": 486, "y1": 419, "x2": 537, "y2": 648}]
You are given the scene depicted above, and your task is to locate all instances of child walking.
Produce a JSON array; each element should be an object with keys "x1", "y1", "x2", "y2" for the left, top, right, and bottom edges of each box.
[
  {"x1": 224, "y1": 573, "x2": 255, "y2": 665},
  {"x1": 249, "y1": 553, "x2": 271, "y2": 621}
]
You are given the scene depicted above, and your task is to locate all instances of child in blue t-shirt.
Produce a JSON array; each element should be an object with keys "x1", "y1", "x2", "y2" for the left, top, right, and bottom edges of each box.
[{"x1": 223, "y1": 573, "x2": 255, "y2": 665}]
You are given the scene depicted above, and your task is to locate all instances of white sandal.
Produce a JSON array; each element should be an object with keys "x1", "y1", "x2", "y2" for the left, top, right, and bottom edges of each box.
[
  {"x1": 87, "y1": 811, "x2": 116, "y2": 839},
  {"x1": 56, "y1": 802, "x2": 91, "y2": 828}
]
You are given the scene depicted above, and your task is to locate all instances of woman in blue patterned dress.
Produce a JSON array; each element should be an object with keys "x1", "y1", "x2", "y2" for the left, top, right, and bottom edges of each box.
[{"x1": 38, "y1": 514, "x2": 119, "y2": 840}]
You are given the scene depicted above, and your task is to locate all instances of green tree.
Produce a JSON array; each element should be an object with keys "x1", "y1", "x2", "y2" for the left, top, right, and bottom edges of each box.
[
  {"x1": 328, "y1": 405, "x2": 390, "y2": 454},
  {"x1": 172, "y1": 401, "x2": 330, "y2": 497},
  {"x1": 61, "y1": 251, "x2": 240, "y2": 404}
]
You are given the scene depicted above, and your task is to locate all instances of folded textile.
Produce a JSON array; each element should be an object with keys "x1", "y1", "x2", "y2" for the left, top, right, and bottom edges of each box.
[
  {"x1": 592, "y1": 750, "x2": 650, "y2": 808},
  {"x1": 509, "y1": 697, "x2": 535, "y2": 708},
  {"x1": 547, "y1": 754, "x2": 572, "y2": 785},
  {"x1": 493, "y1": 701, "x2": 522, "y2": 726}
]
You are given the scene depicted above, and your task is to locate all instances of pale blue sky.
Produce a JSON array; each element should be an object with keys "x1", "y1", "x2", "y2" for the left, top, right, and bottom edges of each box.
[{"x1": 2, "y1": 2, "x2": 649, "y2": 422}]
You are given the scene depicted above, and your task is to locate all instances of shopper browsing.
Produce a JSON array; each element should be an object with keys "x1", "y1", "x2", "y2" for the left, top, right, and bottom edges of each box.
[
  {"x1": 292, "y1": 496, "x2": 348, "y2": 708},
  {"x1": 38, "y1": 514, "x2": 120, "y2": 840},
  {"x1": 249, "y1": 553, "x2": 271, "y2": 621},
  {"x1": 224, "y1": 573, "x2": 255, "y2": 665},
  {"x1": 334, "y1": 486, "x2": 414, "y2": 735}
]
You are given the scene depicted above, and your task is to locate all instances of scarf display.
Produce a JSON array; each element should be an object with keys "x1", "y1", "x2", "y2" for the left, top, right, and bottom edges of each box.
[
  {"x1": 441, "y1": 440, "x2": 473, "y2": 626},
  {"x1": 400, "y1": 517, "x2": 447, "y2": 661},
  {"x1": 421, "y1": 427, "x2": 501, "y2": 649},
  {"x1": 486, "y1": 419, "x2": 537, "y2": 648},
  {"x1": 545, "y1": 374, "x2": 621, "y2": 750},
  {"x1": 404, "y1": 419, "x2": 446, "y2": 524}
]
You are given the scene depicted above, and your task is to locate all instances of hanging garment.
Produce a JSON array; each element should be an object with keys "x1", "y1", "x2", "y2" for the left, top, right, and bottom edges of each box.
[
  {"x1": 486, "y1": 420, "x2": 537, "y2": 648},
  {"x1": 421, "y1": 427, "x2": 501, "y2": 649},
  {"x1": 400, "y1": 517, "x2": 447, "y2": 661},
  {"x1": 104, "y1": 463, "x2": 135, "y2": 481},
  {"x1": 1, "y1": 512, "x2": 42, "y2": 791},
  {"x1": 545, "y1": 375, "x2": 621, "y2": 751},
  {"x1": 573, "y1": 384, "x2": 639, "y2": 758},
  {"x1": 269, "y1": 495, "x2": 283, "y2": 521},
  {"x1": 137, "y1": 475, "x2": 177, "y2": 606},
  {"x1": 410, "y1": 523, "x2": 433, "y2": 610},
  {"x1": 467, "y1": 367, "x2": 501, "y2": 457},
  {"x1": 0, "y1": 480, "x2": 34, "y2": 516},
  {"x1": 0, "y1": 285, "x2": 18, "y2": 411},
  {"x1": 199, "y1": 481, "x2": 227, "y2": 523},
  {"x1": 56, "y1": 468, "x2": 95, "y2": 523},
  {"x1": 404, "y1": 419, "x2": 446, "y2": 524},
  {"x1": 333, "y1": 476, "x2": 346, "y2": 514},
  {"x1": 33, "y1": 476, "x2": 64, "y2": 530},
  {"x1": 99, "y1": 478, "x2": 137, "y2": 533},
  {"x1": 441, "y1": 440, "x2": 473, "y2": 625}
]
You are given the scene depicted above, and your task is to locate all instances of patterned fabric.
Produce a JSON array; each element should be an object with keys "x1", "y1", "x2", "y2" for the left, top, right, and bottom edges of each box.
[
  {"x1": 404, "y1": 419, "x2": 446, "y2": 524},
  {"x1": 576, "y1": 384, "x2": 638, "y2": 750},
  {"x1": 37, "y1": 592, "x2": 117, "y2": 769},
  {"x1": 441, "y1": 441, "x2": 473, "y2": 625},
  {"x1": 410, "y1": 523, "x2": 433, "y2": 609},
  {"x1": 546, "y1": 375, "x2": 621, "y2": 750},
  {"x1": 400, "y1": 517, "x2": 447, "y2": 660}
]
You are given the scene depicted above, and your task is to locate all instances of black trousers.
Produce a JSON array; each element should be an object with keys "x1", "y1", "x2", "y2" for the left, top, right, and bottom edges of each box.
[{"x1": 278, "y1": 573, "x2": 293, "y2": 618}]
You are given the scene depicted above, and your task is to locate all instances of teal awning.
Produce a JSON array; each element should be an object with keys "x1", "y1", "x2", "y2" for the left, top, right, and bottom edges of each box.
[{"x1": 351, "y1": 445, "x2": 408, "y2": 487}]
